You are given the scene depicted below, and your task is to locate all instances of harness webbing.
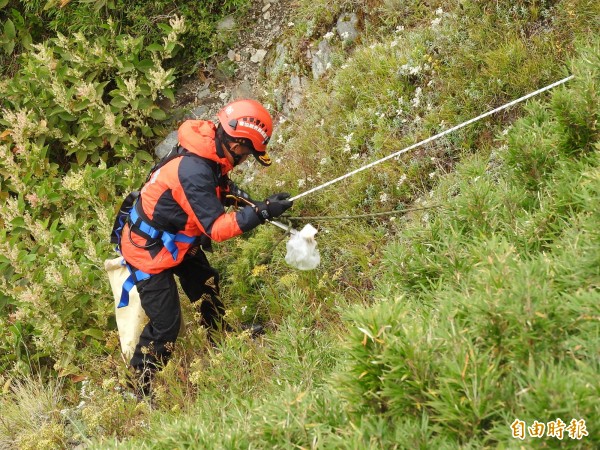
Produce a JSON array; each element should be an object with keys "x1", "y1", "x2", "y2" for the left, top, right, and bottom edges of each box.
[
  {"x1": 119, "y1": 262, "x2": 151, "y2": 308},
  {"x1": 129, "y1": 206, "x2": 196, "y2": 261},
  {"x1": 117, "y1": 205, "x2": 197, "y2": 308}
]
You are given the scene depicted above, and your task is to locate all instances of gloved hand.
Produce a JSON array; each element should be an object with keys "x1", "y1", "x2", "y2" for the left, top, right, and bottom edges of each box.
[{"x1": 254, "y1": 193, "x2": 293, "y2": 223}]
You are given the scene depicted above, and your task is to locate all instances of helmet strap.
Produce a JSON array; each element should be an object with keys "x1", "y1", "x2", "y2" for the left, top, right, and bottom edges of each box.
[{"x1": 215, "y1": 125, "x2": 233, "y2": 159}]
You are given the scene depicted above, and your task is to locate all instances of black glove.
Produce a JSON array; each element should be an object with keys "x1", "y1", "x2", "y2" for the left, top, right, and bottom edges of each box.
[{"x1": 254, "y1": 193, "x2": 293, "y2": 223}]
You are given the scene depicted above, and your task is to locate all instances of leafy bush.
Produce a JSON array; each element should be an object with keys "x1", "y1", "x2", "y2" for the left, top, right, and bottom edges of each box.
[
  {"x1": 0, "y1": 0, "x2": 251, "y2": 76},
  {"x1": 0, "y1": 17, "x2": 185, "y2": 376}
]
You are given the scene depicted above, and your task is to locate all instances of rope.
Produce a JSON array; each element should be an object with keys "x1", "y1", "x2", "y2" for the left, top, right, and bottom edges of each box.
[
  {"x1": 283, "y1": 204, "x2": 443, "y2": 222},
  {"x1": 288, "y1": 75, "x2": 574, "y2": 202}
]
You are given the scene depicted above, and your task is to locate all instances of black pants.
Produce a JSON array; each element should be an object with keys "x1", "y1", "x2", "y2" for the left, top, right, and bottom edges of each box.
[{"x1": 129, "y1": 248, "x2": 224, "y2": 371}]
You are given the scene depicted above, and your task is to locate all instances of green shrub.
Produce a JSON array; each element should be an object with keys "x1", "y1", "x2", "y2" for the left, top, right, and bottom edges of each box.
[
  {"x1": 0, "y1": 0, "x2": 251, "y2": 76},
  {"x1": 0, "y1": 17, "x2": 185, "y2": 376}
]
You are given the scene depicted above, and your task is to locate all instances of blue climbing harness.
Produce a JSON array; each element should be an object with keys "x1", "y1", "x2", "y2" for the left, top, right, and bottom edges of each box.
[{"x1": 116, "y1": 202, "x2": 196, "y2": 308}]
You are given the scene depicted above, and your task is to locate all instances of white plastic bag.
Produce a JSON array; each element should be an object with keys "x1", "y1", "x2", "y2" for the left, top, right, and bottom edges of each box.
[
  {"x1": 285, "y1": 224, "x2": 320, "y2": 270},
  {"x1": 104, "y1": 257, "x2": 148, "y2": 360}
]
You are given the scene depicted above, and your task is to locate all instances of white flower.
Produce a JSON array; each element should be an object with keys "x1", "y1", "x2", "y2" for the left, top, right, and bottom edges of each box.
[
  {"x1": 379, "y1": 192, "x2": 388, "y2": 203},
  {"x1": 57, "y1": 243, "x2": 73, "y2": 260},
  {"x1": 76, "y1": 82, "x2": 98, "y2": 101},
  {"x1": 397, "y1": 173, "x2": 407, "y2": 187},
  {"x1": 169, "y1": 15, "x2": 186, "y2": 34},
  {"x1": 436, "y1": 8, "x2": 444, "y2": 16},
  {"x1": 62, "y1": 170, "x2": 85, "y2": 192},
  {"x1": 123, "y1": 77, "x2": 139, "y2": 103},
  {"x1": 411, "y1": 87, "x2": 423, "y2": 107},
  {"x1": 147, "y1": 66, "x2": 172, "y2": 100},
  {"x1": 324, "y1": 31, "x2": 334, "y2": 40},
  {"x1": 431, "y1": 17, "x2": 442, "y2": 28},
  {"x1": 298, "y1": 179, "x2": 306, "y2": 188},
  {"x1": 103, "y1": 108, "x2": 127, "y2": 137}
]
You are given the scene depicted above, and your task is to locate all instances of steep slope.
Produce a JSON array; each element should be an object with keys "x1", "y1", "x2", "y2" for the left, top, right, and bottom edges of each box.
[{"x1": 93, "y1": 2, "x2": 598, "y2": 448}]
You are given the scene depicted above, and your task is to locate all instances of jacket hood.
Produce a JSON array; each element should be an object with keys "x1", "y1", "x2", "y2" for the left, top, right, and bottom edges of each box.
[{"x1": 177, "y1": 120, "x2": 234, "y2": 174}]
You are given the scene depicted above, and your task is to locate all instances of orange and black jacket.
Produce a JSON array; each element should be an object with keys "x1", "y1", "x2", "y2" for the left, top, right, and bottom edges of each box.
[{"x1": 120, "y1": 120, "x2": 261, "y2": 274}]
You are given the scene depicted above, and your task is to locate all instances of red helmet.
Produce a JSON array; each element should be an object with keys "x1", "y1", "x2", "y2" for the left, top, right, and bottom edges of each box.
[{"x1": 217, "y1": 99, "x2": 273, "y2": 166}]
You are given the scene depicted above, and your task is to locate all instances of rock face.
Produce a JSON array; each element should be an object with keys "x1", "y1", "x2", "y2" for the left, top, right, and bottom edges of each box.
[
  {"x1": 157, "y1": 2, "x2": 361, "y2": 158},
  {"x1": 216, "y1": 15, "x2": 236, "y2": 31},
  {"x1": 337, "y1": 13, "x2": 359, "y2": 43},
  {"x1": 311, "y1": 39, "x2": 332, "y2": 80},
  {"x1": 155, "y1": 130, "x2": 179, "y2": 159}
]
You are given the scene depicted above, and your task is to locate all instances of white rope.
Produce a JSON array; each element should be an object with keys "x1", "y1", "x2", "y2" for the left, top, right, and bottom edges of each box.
[{"x1": 289, "y1": 75, "x2": 574, "y2": 202}]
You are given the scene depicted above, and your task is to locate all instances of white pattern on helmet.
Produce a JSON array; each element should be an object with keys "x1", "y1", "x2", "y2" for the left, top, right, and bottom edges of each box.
[{"x1": 238, "y1": 120, "x2": 269, "y2": 140}]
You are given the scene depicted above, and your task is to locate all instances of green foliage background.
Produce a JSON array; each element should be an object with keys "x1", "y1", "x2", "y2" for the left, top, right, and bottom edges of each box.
[
  {"x1": 0, "y1": 0, "x2": 598, "y2": 448},
  {"x1": 0, "y1": 0, "x2": 250, "y2": 74}
]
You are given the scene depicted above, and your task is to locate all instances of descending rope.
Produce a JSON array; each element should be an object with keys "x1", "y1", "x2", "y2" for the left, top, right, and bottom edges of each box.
[
  {"x1": 288, "y1": 75, "x2": 574, "y2": 203},
  {"x1": 283, "y1": 204, "x2": 443, "y2": 222}
]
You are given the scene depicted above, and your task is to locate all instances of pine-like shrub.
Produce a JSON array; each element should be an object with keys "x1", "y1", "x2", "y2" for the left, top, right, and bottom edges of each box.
[{"x1": 339, "y1": 43, "x2": 599, "y2": 447}]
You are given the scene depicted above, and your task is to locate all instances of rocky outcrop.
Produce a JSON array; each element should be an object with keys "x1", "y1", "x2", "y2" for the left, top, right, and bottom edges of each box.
[{"x1": 156, "y1": 2, "x2": 362, "y2": 157}]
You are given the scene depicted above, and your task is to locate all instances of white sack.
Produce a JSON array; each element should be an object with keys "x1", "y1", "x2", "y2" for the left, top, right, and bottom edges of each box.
[
  {"x1": 285, "y1": 224, "x2": 320, "y2": 270},
  {"x1": 104, "y1": 257, "x2": 148, "y2": 360}
]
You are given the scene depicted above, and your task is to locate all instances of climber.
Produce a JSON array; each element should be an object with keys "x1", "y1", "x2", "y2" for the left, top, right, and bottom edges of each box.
[{"x1": 117, "y1": 99, "x2": 292, "y2": 395}]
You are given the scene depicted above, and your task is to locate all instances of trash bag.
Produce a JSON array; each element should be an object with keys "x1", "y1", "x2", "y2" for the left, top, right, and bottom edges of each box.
[
  {"x1": 285, "y1": 224, "x2": 320, "y2": 270},
  {"x1": 104, "y1": 257, "x2": 148, "y2": 360}
]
